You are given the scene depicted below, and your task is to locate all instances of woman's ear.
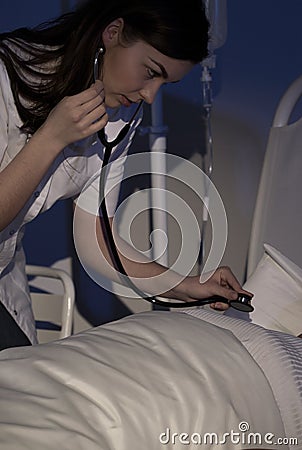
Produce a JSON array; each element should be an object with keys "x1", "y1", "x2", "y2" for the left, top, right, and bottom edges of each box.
[{"x1": 102, "y1": 18, "x2": 124, "y2": 49}]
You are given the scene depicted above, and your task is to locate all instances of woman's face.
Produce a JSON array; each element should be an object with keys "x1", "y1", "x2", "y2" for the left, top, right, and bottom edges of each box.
[{"x1": 100, "y1": 20, "x2": 194, "y2": 109}]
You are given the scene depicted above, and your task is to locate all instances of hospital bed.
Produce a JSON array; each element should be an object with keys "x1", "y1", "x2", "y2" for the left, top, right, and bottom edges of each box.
[{"x1": 0, "y1": 76, "x2": 302, "y2": 449}]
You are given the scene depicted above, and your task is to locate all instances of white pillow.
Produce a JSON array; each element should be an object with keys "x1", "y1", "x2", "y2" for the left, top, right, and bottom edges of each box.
[{"x1": 227, "y1": 243, "x2": 302, "y2": 336}]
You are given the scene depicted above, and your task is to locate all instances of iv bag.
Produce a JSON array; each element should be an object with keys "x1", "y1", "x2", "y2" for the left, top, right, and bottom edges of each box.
[{"x1": 204, "y1": 0, "x2": 228, "y2": 52}]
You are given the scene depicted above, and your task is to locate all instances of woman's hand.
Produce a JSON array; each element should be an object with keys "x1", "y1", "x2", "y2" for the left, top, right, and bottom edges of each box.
[
  {"x1": 37, "y1": 80, "x2": 108, "y2": 150},
  {"x1": 174, "y1": 266, "x2": 253, "y2": 311},
  {"x1": 0, "y1": 81, "x2": 108, "y2": 232}
]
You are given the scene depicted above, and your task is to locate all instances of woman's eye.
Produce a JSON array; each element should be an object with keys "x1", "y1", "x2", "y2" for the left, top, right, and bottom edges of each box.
[{"x1": 147, "y1": 68, "x2": 159, "y2": 79}]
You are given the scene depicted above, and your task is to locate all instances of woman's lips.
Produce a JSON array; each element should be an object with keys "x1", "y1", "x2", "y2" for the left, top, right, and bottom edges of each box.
[{"x1": 120, "y1": 95, "x2": 132, "y2": 107}]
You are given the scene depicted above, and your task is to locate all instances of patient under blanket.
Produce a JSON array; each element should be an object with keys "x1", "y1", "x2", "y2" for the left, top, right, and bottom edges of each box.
[{"x1": 0, "y1": 311, "x2": 290, "y2": 450}]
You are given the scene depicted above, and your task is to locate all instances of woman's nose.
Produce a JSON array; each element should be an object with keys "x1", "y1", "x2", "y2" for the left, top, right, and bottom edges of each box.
[{"x1": 139, "y1": 81, "x2": 163, "y2": 104}]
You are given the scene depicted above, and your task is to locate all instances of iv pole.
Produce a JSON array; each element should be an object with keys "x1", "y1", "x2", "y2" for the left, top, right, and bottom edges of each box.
[
  {"x1": 148, "y1": 89, "x2": 169, "y2": 268},
  {"x1": 199, "y1": 0, "x2": 227, "y2": 268}
]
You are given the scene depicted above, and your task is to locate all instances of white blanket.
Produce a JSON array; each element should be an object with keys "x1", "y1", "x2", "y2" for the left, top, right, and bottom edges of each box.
[{"x1": 0, "y1": 311, "x2": 291, "y2": 449}]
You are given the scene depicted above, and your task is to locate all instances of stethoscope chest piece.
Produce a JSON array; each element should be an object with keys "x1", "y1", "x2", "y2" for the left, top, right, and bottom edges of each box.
[{"x1": 229, "y1": 294, "x2": 254, "y2": 312}]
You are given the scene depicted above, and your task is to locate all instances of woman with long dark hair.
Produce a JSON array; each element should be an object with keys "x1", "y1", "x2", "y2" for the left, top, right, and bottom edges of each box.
[{"x1": 0, "y1": 0, "x2": 251, "y2": 350}]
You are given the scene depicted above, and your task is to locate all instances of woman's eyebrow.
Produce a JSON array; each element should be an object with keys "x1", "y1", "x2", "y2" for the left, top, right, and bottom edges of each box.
[{"x1": 149, "y1": 58, "x2": 168, "y2": 79}]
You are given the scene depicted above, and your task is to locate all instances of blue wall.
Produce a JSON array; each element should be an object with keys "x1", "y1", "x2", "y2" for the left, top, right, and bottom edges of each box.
[{"x1": 1, "y1": 0, "x2": 62, "y2": 30}]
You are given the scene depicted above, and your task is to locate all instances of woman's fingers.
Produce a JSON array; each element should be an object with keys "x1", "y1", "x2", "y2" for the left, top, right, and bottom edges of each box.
[
  {"x1": 219, "y1": 266, "x2": 242, "y2": 291},
  {"x1": 217, "y1": 266, "x2": 254, "y2": 298},
  {"x1": 42, "y1": 81, "x2": 109, "y2": 148},
  {"x1": 78, "y1": 100, "x2": 108, "y2": 130},
  {"x1": 79, "y1": 90, "x2": 105, "y2": 114},
  {"x1": 210, "y1": 302, "x2": 229, "y2": 311},
  {"x1": 56, "y1": 82, "x2": 108, "y2": 138},
  {"x1": 72, "y1": 80, "x2": 104, "y2": 106},
  {"x1": 198, "y1": 266, "x2": 254, "y2": 311}
]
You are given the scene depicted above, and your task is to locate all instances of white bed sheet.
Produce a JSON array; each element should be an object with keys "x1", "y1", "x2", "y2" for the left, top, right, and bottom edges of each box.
[{"x1": 0, "y1": 311, "x2": 290, "y2": 450}]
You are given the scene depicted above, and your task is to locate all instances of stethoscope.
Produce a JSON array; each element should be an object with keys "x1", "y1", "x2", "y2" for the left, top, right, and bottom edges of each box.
[{"x1": 94, "y1": 48, "x2": 254, "y2": 313}]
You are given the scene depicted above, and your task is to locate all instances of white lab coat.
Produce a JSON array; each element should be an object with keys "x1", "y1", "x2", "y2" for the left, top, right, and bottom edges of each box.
[{"x1": 0, "y1": 61, "x2": 142, "y2": 343}]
